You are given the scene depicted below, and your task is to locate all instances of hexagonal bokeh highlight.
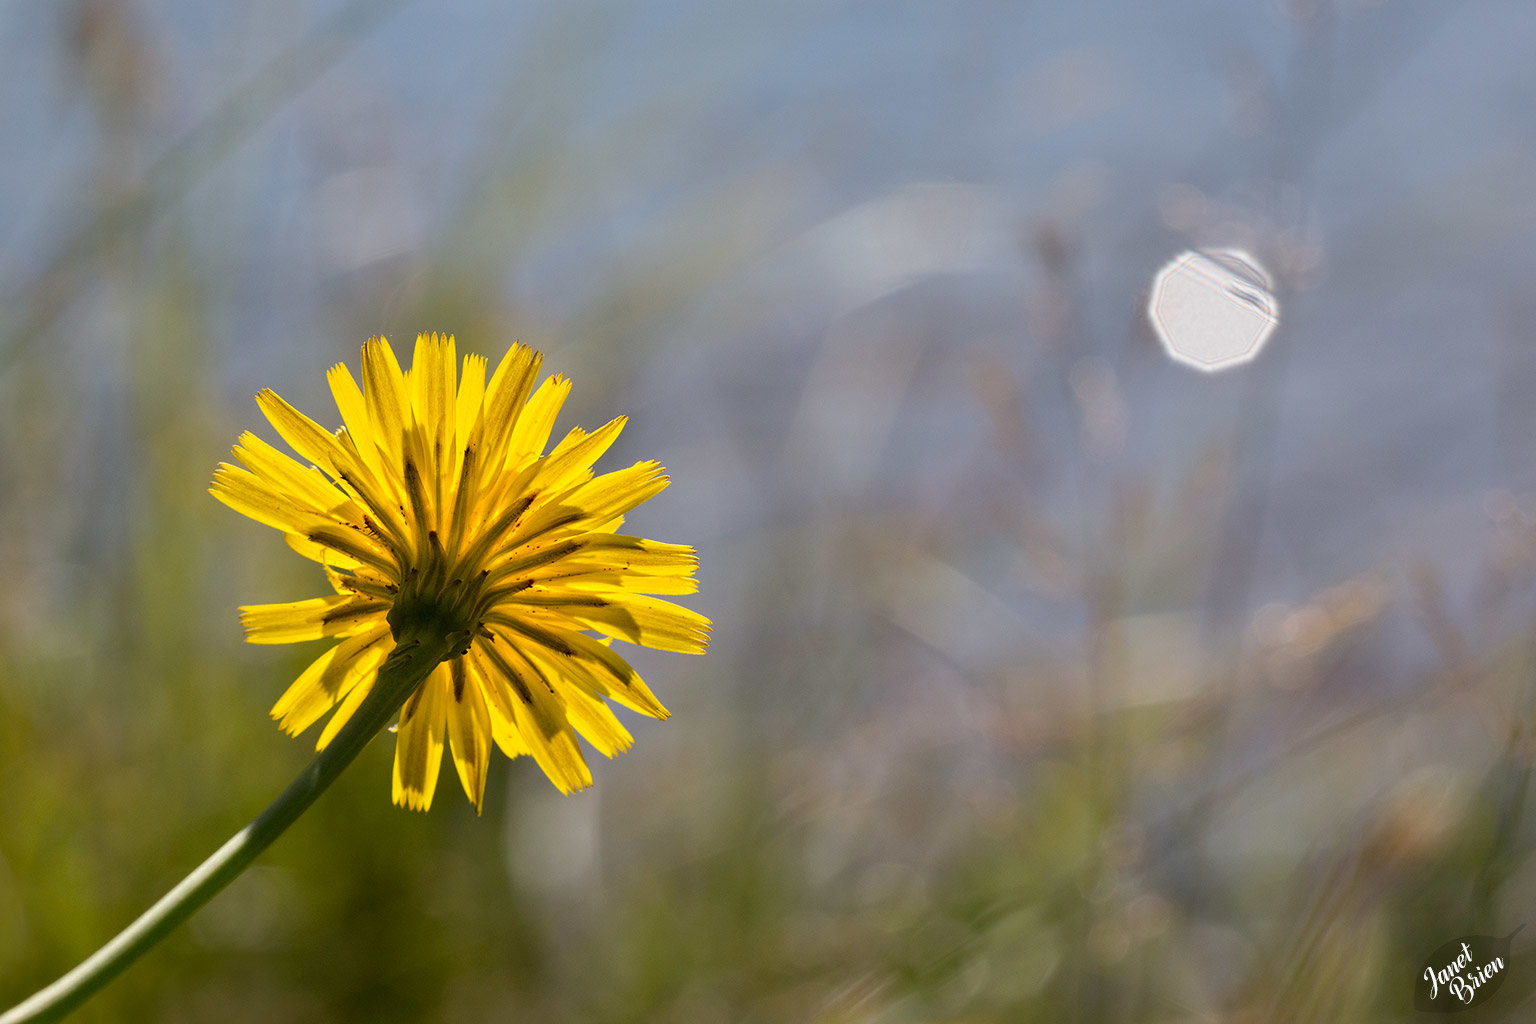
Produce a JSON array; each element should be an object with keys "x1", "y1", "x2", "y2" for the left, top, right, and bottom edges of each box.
[{"x1": 1148, "y1": 249, "x2": 1279, "y2": 372}]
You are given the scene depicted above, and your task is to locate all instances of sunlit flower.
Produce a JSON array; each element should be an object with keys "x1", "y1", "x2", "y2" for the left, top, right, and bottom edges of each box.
[{"x1": 212, "y1": 333, "x2": 708, "y2": 811}]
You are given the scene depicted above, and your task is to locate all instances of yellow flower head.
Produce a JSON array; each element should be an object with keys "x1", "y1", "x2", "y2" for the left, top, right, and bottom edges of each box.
[{"x1": 212, "y1": 333, "x2": 708, "y2": 811}]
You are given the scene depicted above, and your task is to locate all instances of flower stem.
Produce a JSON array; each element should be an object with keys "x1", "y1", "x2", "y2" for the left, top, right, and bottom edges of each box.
[{"x1": 0, "y1": 630, "x2": 455, "y2": 1024}]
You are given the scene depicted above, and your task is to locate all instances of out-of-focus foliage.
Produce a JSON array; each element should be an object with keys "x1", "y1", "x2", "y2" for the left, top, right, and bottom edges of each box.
[{"x1": 6, "y1": 1, "x2": 1536, "y2": 1021}]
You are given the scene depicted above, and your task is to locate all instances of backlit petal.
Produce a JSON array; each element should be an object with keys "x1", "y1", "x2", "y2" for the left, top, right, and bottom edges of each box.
[
  {"x1": 240, "y1": 595, "x2": 386, "y2": 644},
  {"x1": 271, "y1": 624, "x2": 392, "y2": 736},
  {"x1": 445, "y1": 659, "x2": 492, "y2": 812},
  {"x1": 392, "y1": 665, "x2": 449, "y2": 811}
]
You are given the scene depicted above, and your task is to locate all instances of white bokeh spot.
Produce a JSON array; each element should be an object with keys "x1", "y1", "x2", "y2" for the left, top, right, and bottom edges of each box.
[{"x1": 1148, "y1": 249, "x2": 1279, "y2": 372}]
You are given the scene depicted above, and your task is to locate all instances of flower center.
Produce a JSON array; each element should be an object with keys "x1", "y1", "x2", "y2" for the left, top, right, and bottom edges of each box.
[{"x1": 384, "y1": 529, "x2": 484, "y2": 656}]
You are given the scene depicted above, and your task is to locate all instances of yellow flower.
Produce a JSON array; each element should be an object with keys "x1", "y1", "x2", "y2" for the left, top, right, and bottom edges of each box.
[{"x1": 211, "y1": 333, "x2": 708, "y2": 811}]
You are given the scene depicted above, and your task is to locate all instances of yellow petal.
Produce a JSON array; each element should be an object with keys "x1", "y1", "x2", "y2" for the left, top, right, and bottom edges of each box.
[
  {"x1": 467, "y1": 655, "x2": 528, "y2": 759},
  {"x1": 533, "y1": 571, "x2": 699, "y2": 595},
  {"x1": 563, "y1": 692, "x2": 632, "y2": 758},
  {"x1": 315, "y1": 671, "x2": 374, "y2": 750},
  {"x1": 485, "y1": 536, "x2": 589, "y2": 584},
  {"x1": 567, "y1": 462, "x2": 671, "y2": 522},
  {"x1": 240, "y1": 595, "x2": 386, "y2": 644},
  {"x1": 283, "y1": 529, "x2": 364, "y2": 571},
  {"x1": 522, "y1": 648, "x2": 633, "y2": 757},
  {"x1": 507, "y1": 463, "x2": 669, "y2": 547},
  {"x1": 233, "y1": 432, "x2": 357, "y2": 519},
  {"x1": 271, "y1": 624, "x2": 392, "y2": 736},
  {"x1": 411, "y1": 332, "x2": 456, "y2": 461},
  {"x1": 483, "y1": 619, "x2": 668, "y2": 719},
  {"x1": 361, "y1": 336, "x2": 408, "y2": 467},
  {"x1": 455, "y1": 353, "x2": 487, "y2": 447},
  {"x1": 327, "y1": 361, "x2": 387, "y2": 483},
  {"x1": 508, "y1": 591, "x2": 711, "y2": 654},
  {"x1": 587, "y1": 513, "x2": 626, "y2": 534},
  {"x1": 529, "y1": 416, "x2": 627, "y2": 497},
  {"x1": 450, "y1": 353, "x2": 488, "y2": 500},
  {"x1": 476, "y1": 344, "x2": 542, "y2": 478},
  {"x1": 392, "y1": 665, "x2": 449, "y2": 811},
  {"x1": 210, "y1": 465, "x2": 327, "y2": 537},
  {"x1": 305, "y1": 523, "x2": 396, "y2": 575},
  {"x1": 324, "y1": 430, "x2": 412, "y2": 553},
  {"x1": 445, "y1": 658, "x2": 492, "y2": 813},
  {"x1": 474, "y1": 644, "x2": 592, "y2": 793},
  {"x1": 507, "y1": 376, "x2": 570, "y2": 469},
  {"x1": 253, "y1": 389, "x2": 353, "y2": 480},
  {"x1": 571, "y1": 535, "x2": 698, "y2": 573}
]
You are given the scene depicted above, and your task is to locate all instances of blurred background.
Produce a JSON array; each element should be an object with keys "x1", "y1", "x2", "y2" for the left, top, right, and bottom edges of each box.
[{"x1": 5, "y1": 0, "x2": 1536, "y2": 1020}]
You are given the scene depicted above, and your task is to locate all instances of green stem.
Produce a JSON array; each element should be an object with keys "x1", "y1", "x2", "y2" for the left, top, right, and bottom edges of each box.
[{"x1": 0, "y1": 630, "x2": 454, "y2": 1024}]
